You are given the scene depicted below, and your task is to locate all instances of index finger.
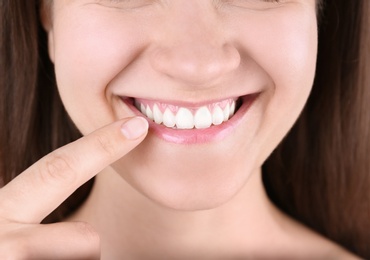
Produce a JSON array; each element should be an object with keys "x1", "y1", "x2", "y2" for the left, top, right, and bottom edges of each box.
[{"x1": 0, "y1": 117, "x2": 148, "y2": 224}]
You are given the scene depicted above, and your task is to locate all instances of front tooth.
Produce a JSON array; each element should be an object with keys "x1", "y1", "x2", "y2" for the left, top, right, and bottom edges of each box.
[
  {"x1": 163, "y1": 108, "x2": 176, "y2": 128},
  {"x1": 146, "y1": 106, "x2": 154, "y2": 120},
  {"x1": 212, "y1": 106, "x2": 224, "y2": 125},
  {"x1": 176, "y1": 108, "x2": 194, "y2": 129},
  {"x1": 140, "y1": 104, "x2": 146, "y2": 115},
  {"x1": 223, "y1": 103, "x2": 230, "y2": 121},
  {"x1": 153, "y1": 104, "x2": 163, "y2": 124},
  {"x1": 194, "y1": 106, "x2": 212, "y2": 129},
  {"x1": 229, "y1": 101, "x2": 236, "y2": 117}
]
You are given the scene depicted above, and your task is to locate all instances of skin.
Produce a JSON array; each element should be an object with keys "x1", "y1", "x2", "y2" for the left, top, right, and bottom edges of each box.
[
  {"x1": 0, "y1": 0, "x2": 360, "y2": 259},
  {"x1": 49, "y1": 0, "x2": 318, "y2": 211}
]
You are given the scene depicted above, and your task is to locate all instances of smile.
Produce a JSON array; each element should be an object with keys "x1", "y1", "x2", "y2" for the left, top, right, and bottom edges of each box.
[
  {"x1": 123, "y1": 94, "x2": 257, "y2": 144},
  {"x1": 134, "y1": 98, "x2": 239, "y2": 130}
]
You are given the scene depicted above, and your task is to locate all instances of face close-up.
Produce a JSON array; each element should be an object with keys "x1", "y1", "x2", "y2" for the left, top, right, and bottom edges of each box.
[{"x1": 46, "y1": 0, "x2": 318, "y2": 211}]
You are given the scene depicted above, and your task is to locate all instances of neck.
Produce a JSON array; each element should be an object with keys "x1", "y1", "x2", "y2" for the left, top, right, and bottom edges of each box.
[{"x1": 68, "y1": 166, "x2": 286, "y2": 259}]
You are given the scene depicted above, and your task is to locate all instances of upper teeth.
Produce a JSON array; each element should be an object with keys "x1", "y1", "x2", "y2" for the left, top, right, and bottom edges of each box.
[{"x1": 134, "y1": 99, "x2": 237, "y2": 129}]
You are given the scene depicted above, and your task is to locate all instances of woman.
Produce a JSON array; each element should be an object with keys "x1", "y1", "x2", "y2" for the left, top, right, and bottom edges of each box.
[{"x1": 0, "y1": 0, "x2": 368, "y2": 258}]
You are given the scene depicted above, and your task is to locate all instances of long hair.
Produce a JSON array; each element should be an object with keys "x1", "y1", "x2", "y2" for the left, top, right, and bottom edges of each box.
[
  {"x1": 0, "y1": 0, "x2": 88, "y2": 221},
  {"x1": 0, "y1": 0, "x2": 369, "y2": 257},
  {"x1": 263, "y1": 0, "x2": 370, "y2": 256}
]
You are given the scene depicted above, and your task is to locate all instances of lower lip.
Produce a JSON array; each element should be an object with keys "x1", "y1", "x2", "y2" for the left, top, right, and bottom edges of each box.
[{"x1": 123, "y1": 95, "x2": 258, "y2": 145}]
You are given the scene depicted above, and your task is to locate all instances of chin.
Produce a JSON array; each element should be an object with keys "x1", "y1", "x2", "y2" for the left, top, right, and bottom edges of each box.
[{"x1": 111, "y1": 143, "x2": 257, "y2": 212}]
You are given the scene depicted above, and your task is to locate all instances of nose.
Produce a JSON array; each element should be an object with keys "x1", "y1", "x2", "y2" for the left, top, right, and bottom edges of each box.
[{"x1": 149, "y1": 5, "x2": 241, "y2": 86}]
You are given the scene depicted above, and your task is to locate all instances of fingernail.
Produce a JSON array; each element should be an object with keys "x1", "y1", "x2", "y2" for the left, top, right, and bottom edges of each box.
[{"x1": 121, "y1": 117, "x2": 149, "y2": 140}]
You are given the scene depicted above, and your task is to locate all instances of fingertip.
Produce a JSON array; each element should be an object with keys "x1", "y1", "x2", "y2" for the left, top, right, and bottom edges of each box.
[{"x1": 120, "y1": 116, "x2": 149, "y2": 140}]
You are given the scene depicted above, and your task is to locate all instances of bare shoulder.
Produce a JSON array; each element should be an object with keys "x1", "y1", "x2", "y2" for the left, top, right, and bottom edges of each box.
[{"x1": 275, "y1": 212, "x2": 361, "y2": 259}]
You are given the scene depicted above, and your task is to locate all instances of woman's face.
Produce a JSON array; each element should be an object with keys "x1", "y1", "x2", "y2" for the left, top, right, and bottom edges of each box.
[{"x1": 46, "y1": 0, "x2": 317, "y2": 210}]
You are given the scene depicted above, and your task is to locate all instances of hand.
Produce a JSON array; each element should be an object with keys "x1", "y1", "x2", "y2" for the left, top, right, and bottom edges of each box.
[{"x1": 0, "y1": 117, "x2": 149, "y2": 259}]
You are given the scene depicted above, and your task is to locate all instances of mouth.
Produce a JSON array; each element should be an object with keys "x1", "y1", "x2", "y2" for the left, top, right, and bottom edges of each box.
[
  {"x1": 133, "y1": 97, "x2": 242, "y2": 130},
  {"x1": 122, "y1": 94, "x2": 258, "y2": 144}
]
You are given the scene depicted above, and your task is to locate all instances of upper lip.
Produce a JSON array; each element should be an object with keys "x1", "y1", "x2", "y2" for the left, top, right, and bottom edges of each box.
[
  {"x1": 131, "y1": 96, "x2": 239, "y2": 108},
  {"x1": 123, "y1": 92, "x2": 258, "y2": 108}
]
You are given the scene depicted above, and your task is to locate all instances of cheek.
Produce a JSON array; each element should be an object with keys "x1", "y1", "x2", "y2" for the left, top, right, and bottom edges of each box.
[
  {"x1": 229, "y1": 5, "x2": 318, "y2": 160},
  {"x1": 264, "y1": 13, "x2": 317, "y2": 101},
  {"x1": 51, "y1": 9, "x2": 147, "y2": 133},
  {"x1": 263, "y1": 10, "x2": 317, "y2": 134},
  {"x1": 239, "y1": 7, "x2": 318, "y2": 99}
]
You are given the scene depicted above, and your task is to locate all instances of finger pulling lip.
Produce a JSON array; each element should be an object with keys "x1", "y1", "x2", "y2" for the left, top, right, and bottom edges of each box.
[{"x1": 121, "y1": 94, "x2": 259, "y2": 145}]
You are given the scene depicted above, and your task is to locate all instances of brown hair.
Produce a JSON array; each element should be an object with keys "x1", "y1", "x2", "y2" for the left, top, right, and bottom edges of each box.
[
  {"x1": 0, "y1": 0, "x2": 88, "y2": 220},
  {"x1": 0, "y1": 0, "x2": 369, "y2": 257},
  {"x1": 264, "y1": 0, "x2": 370, "y2": 256}
]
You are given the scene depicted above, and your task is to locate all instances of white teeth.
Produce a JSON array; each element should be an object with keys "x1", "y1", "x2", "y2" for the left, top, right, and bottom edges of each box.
[
  {"x1": 176, "y1": 108, "x2": 194, "y2": 129},
  {"x1": 223, "y1": 103, "x2": 230, "y2": 122},
  {"x1": 134, "y1": 99, "x2": 239, "y2": 129},
  {"x1": 146, "y1": 106, "x2": 154, "y2": 121},
  {"x1": 163, "y1": 108, "x2": 176, "y2": 128},
  {"x1": 153, "y1": 104, "x2": 163, "y2": 124},
  {"x1": 230, "y1": 101, "x2": 236, "y2": 117},
  {"x1": 140, "y1": 104, "x2": 146, "y2": 115},
  {"x1": 194, "y1": 106, "x2": 212, "y2": 129},
  {"x1": 212, "y1": 106, "x2": 224, "y2": 126}
]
